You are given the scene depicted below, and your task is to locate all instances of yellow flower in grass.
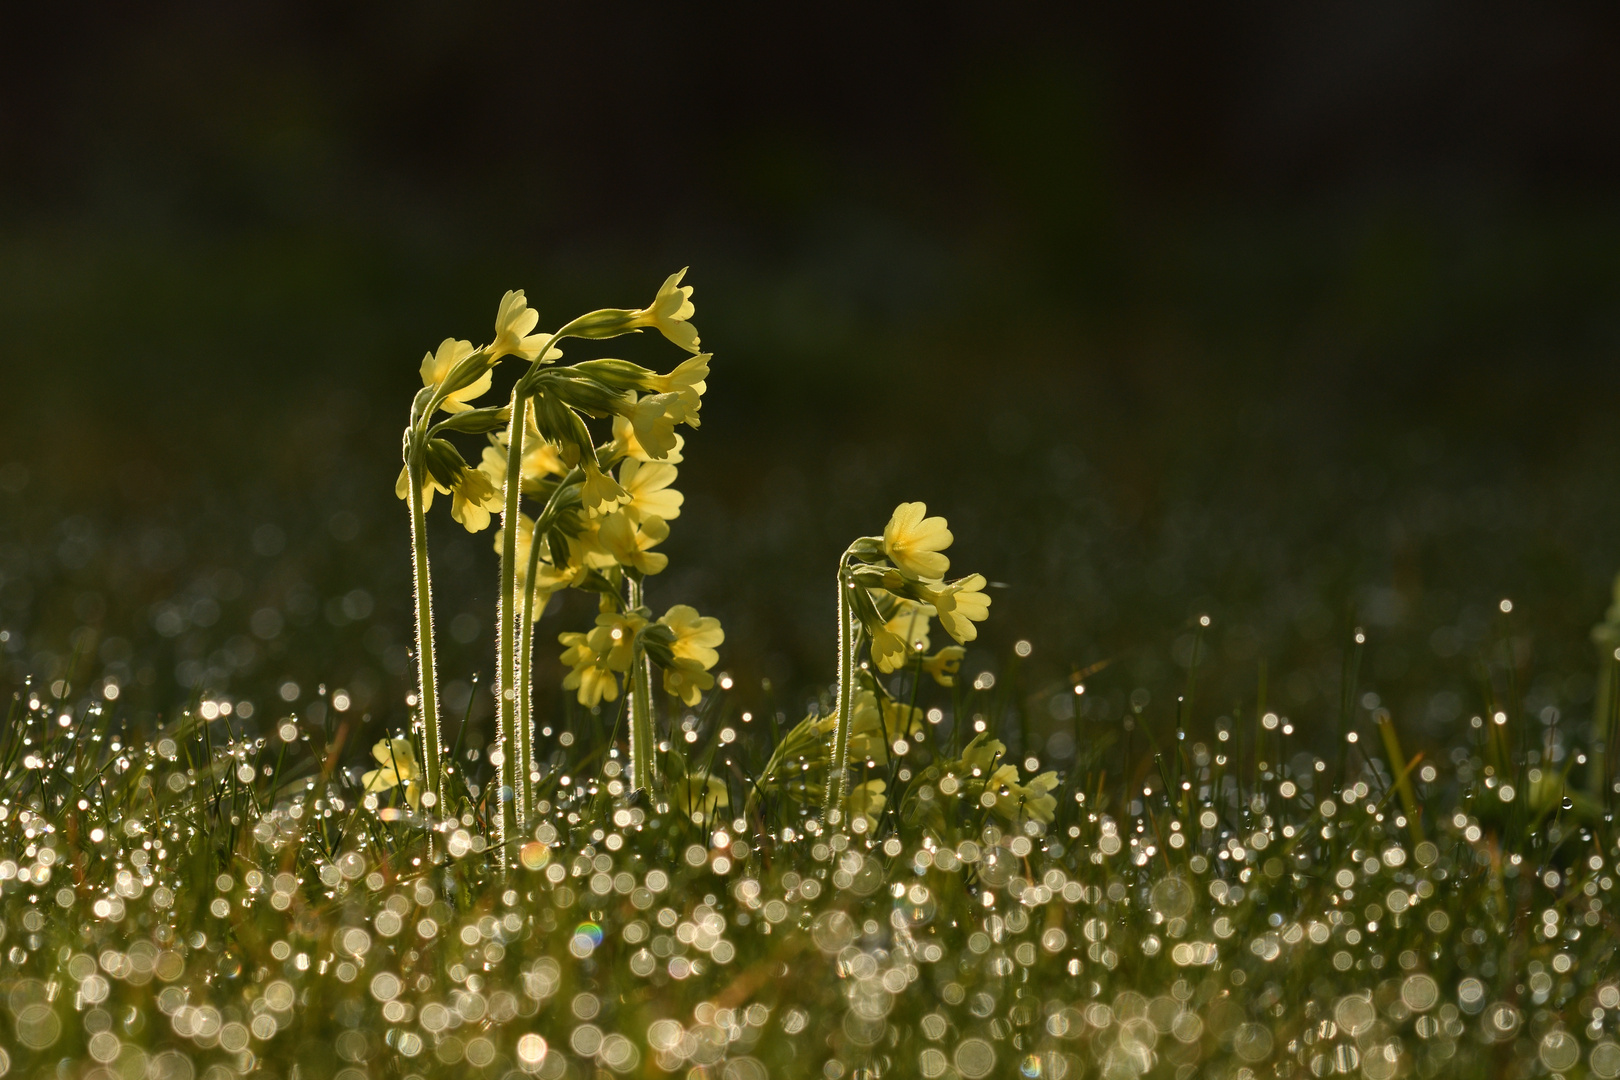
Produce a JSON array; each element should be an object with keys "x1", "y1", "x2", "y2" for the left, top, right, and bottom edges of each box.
[
  {"x1": 933, "y1": 574, "x2": 991, "y2": 643},
  {"x1": 959, "y1": 733, "x2": 1008, "y2": 777},
  {"x1": 848, "y1": 779, "x2": 886, "y2": 834},
  {"x1": 362, "y1": 738, "x2": 422, "y2": 810},
  {"x1": 987, "y1": 765, "x2": 1059, "y2": 825},
  {"x1": 619, "y1": 459, "x2": 683, "y2": 523},
  {"x1": 559, "y1": 631, "x2": 619, "y2": 708},
  {"x1": 629, "y1": 268, "x2": 701, "y2": 353},
  {"x1": 921, "y1": 645, "x2": 966, "y2": 687},
  {"x1": 663, "y1": 659, "x2": 715, "y2": 708},
  {"x1": 490, "y1": 290, "x2": 563, "y2": 362},
  {"x1": 612, "y1": 414, "x2": 684, "y2": 464},
  {"x1": 598, "y1": 511, "x2": 670, "y2": 575},
  {"x1": 817, "y1": 691, "x2": 923, "y2": 766},
  {"x1": 675, "y1": 771, "x2": 729, "y2": 824},
  {"x1": 883, "y1": 502, "x2": 952, "y2": 581},
  {"x1": 419, "y1": 338, "x2": 488, "y2": 413},
  {"x1": 656, "y1": 604, "x2": 724, "y2": 706}
]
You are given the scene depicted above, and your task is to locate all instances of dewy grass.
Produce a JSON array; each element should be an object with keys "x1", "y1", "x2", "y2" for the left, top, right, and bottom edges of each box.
[{"x1": 2, "y1": 271, "x2": 1620, "y2": 1080}]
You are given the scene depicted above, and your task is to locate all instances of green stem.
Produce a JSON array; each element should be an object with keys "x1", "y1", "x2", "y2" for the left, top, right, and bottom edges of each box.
[
  {"x1": 407, "y1": 455, "x2": 445, "y2": 815},
  {"x1": 495, "y1": 390, "x2": 529, "y2": 857},
  {"x1": 825, "y1": 558, "x2": 857, "y2": 821},
  {"x1": 626, "y1": 576, "x2": 657, "y2": 792},
  {"x1": 517, "y1": 596, "x2": 534, "y2": 825}
]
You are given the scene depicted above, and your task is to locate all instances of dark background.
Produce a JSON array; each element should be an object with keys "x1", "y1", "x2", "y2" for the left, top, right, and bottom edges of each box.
[{"x1": 4, "y1": 2, "x2": 1620, "y2": 765}]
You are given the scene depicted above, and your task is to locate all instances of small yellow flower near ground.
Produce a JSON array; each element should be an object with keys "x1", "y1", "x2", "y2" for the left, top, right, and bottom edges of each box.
[
  {"x1": 921, "y1": 645, "x2": 966, "y2": 687},
  {"x1": 848, "y1": 779, "x2": 887, "y2": 834},
  {"x1": 989, "y1": 766, "x2": 1060, "y2": 825},
  {"x1": 663, "y1": 659, "x2": 716, "y2": 707},
  {"x1": 419, "y1": 338, "x2": 488, "y2": 413},
  {"x1": 934, "y1": 574, "x2": 992, "y2": 643},
  {"x1": 598, "y1": 511, "x2": 670, "y2": 575},
  {"x1": 818, "y1": 691, "x2": 924, "y2": 766},
  {"x1": 612, "y1": 414, "x2": 684, "y2": 464},
  {"x1": 362, "y1": 738, "x2": 422, "y2": 810},
  {"x1": 618, "y1": 459, "x2": 683, "y2": 523},
  {"x1": 558, "y1": 631, "x2": 619, "y2": 707},
  {"x1": 629, "y1": 268, "x2": 701, "y2": 353},
  {"x1": 883, "y1": 502, "x2": 953, "y2": 581},
  {"x1": 490, "y1": 290, "x2": 563, "y2": 362},
  {"x1": 675, "y1": 771, "x2": 729, "y2": 824}
]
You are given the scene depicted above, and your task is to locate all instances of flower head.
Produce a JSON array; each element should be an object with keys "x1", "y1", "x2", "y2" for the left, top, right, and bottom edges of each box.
[
  {"x1": 419, "y1": 338, "x2": 490, "y2": 414},
  {"x1": 934, "y1": 574, "x2": 991, "y2": 643},
  {"x1": 988, "y1": 766, "x2": 1059, "y2": 825},
  {"x1": 648, "y1": 353, "x2": 710, "y2": 422},
  {"x1": 449, "y1": 463, "x2": 501, "y2": 533},
  {"x1": 598, "y1": 511, "x2": 670, "y2": 575},
  {"x1": 848, "y1": 779, "x2": 887, "y2": 834},
  {"x1": 621, "y1": 391, "x2": 686, "y2": 462},
  {"x1": 872, "y1": 599, "x2": 932, "y2": 673},
  {"x1": 580, "y1": 457, "x2": 632, "y2": 517},
  {"x1": 362, "y1": 738, "x2": 422, "y2": 810},
  {"x1": 630, "y1": 268, "x2": 701, "y2": 353},
  {"x1": 490, "y1": 290, "x2": 562, "y2": 362},
  {"x1": 618, "y1": 458, "x2": 683, "y2": 523},
  {"x1": 612, "y1": 413, "x2": 685, "y2": 464},
  {"x1": 559, "y1": 631, "x2": 620, "y2": 707},
  {"x1": 921, "y1": 645, "x2": 966, "y2": 687},
  {"x1": 659, "y1": 604, "x2": 724, "y2": 668},
  {"x1": 882, "y1": 502, "x2": 952, "y2": 581}
]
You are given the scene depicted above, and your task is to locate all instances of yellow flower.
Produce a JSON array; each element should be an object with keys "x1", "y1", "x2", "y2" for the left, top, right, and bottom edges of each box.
[
  {"x1": 647, "y1": 353, "x2": 710, "y2": 420},
  {"x1": 675, "y1": 771, "x2": 729, "y2": 824},
  {"x1": 598, "y1": 511, "x2": 669, "y2": 575},
  {"x1": 934, "y1": 574, "x2": 991, "y2": 643},
  {"x1": 362, "y1": 738, "x2": 422, "y2": 810},
  {"x1": 872, "y1": 600, "x2": 932, "y2": 673},
  {"x1": 959, "y1": 733, "x2": 1008, "y2": 777},
  {"x1": 621, "y1": 391, "x2": 686, "y2": 461},
  {"x1": 612, "y1": 414, "x2": 685, "y2": 464},
  {"x1": 619, "y1": 458, "x2": 683, "y2": 523},
  {"x1": 663, "y1": 659, "x2": 716, "y2": 707},
  {"x1": 848, "y1": 779, "x2": 886, "y2": 834},
  {"x1": 818, "y1": 691, "x2": 923, "y2": 766},
  {"x1": 449, "y1": 464, "x2": 501, "y2": 533},
  {"x1": 988, "y1": 766, "x2": 1059, "y2": 825},
  {"x1": 882, "y1": 501, "x2": 952, "y2": 581},
  {"x1": 629, "y1": 268, "x2": 701, "y2": 353},
  {"x1": 592, "y1": 609, "x2": 648, "y2": 672},
  {"x1": 480, "y1": 416, "x2": 567, "y2": 495},
  {"x1": 659, "y1": 604, "x2": 724, "y2": 668},
  {"x1": 580, "y1": 457, "x2": 631, "y2": 517},
  {"x1": 921, "y1": 645, "x2": 966, "y2": 687},
  {"x1": 395, "y1": 464, "x2": 448, "y2": 512},
  {"x1": 490, "y1": 290, "x2": 563, "y2": 362},
  {"x1": 419, "y1": 338, "x2": 491, "y2": 414},
  {"x1": 559, "y1": 631, "x2": 619, "y2": 708}
]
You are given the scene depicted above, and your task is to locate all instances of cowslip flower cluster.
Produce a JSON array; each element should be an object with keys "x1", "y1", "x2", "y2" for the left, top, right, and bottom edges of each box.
[{"x1": 395, "y1": 270, "x2": 727, "y2": 849}]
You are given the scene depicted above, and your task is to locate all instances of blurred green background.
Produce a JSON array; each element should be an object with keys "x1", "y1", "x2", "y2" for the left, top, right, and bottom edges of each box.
[{"x1": 4, "y1": 3, "x2": 1620, "y2": 766}]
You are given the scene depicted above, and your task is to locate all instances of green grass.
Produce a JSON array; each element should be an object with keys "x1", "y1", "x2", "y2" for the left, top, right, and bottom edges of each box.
[{"x1": 1, "y1": 638, "x2": 1618, "y2": 1080}]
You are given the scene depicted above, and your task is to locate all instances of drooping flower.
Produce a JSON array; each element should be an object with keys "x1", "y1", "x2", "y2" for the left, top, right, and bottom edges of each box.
[
  {"x1": 612, "y1": 414, "x2": 685, "y2": 464},
  {"x1": 629, "y1": 268, "x2": 701, "y2": 353},
  {"x1": 580, "y1": 457, "x2": 631, "y2": 517},
  {"x1": 592, "y1": 608, "x2": 649, "y2": 672},
  {"x1": 872, "y1": 599, "x2": 932, "y2": 673},
  {"x1": 882, "y1": 502, "x2": 952, "y2": 581},
  {"x1": 362, "y1": 738, "x2": 422, "y2": 810},
  {"x1": 921, "y1": 645, "x2": 966, "y2": 687},
  {"x1": 988, "y1": 765, "x2": 1060, "y2": 825},
  {"x1": 817, "y1": 691, "x2": 923, "y2": 767},
  {"x1": 449, "y1": 464, "x2": 501, "y2": 533},
  {"x1": 934, "y1": 574, "x2": 992, "y2": 643},
  {"x1": 621, "y1": 391, "x2": 686, "y2": 461},
  {"x1": 647, "y1": 352, "x2": 710, "y2": 419},
  {"x1": 660, "y1": 605, "x2": 724, "y2": 669},
  {"x1": 559, "y1": 631, "x2": 619, "y2": 708}
]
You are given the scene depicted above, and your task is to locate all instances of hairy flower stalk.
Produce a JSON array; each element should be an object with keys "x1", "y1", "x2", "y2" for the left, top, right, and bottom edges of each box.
[
  {"x1": 825, "y1": 554, "x2": 859, "y2": 819},
  {"x1": 626, "y1": 576, "x2": 657, "y2": 792},
  {"x1": 405, "y1": 457, "x2": 445, "y2": 815}
]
